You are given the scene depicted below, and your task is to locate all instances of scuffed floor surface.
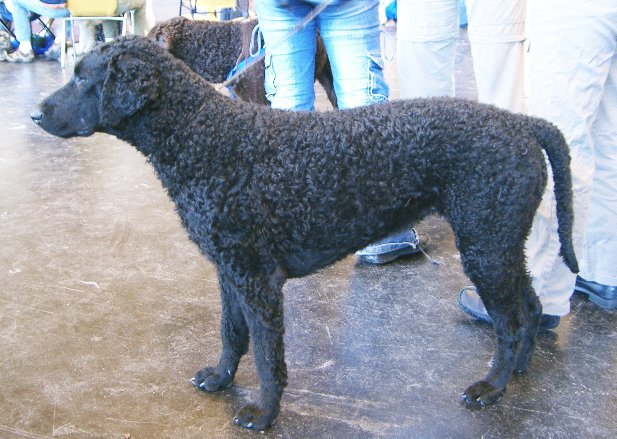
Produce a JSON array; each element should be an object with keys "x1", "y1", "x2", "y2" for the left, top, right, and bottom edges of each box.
[{"x1": 2, "y1": 30, "x2": 617, "y2": 439}]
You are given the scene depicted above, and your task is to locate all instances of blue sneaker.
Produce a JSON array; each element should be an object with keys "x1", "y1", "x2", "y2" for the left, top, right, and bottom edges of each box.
[
  {"x1": 574, "y1": 276, "x2": 617, "y2": 309},
  {"x1": 457, "y1": 286, "x2": 560, "y2": 331},
  {"x1": 356, "y1": 228, "x2": 429, "y2": 264}
]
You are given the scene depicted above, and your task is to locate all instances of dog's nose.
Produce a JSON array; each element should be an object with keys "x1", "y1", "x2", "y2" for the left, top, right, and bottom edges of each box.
[{"x1": 30, "y1": 109, "x2": 43, "y2": 124}]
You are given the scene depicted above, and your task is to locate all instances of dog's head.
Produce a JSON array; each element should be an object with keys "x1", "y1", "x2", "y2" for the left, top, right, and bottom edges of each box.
[
  {"x1": 147, "y1": 16, "x2": 188, "y2": 52},
  {"x1": 32, "y1": 36, "x2": 160, "y2": 138}
]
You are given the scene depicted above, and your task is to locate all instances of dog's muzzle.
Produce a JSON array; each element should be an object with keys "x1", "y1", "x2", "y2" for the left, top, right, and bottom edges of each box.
[{"x1": 30, "y1": 109, "x2": 43, "y2": 125}]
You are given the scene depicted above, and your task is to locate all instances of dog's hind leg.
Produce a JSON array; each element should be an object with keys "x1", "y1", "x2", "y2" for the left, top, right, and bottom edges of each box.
[
  {"x1": 514, "y1": 282, "x2": 542, "y2": 374},
  {"x1": 192, "y1": 272, "x2": 250, "y2": 392},
  {"x1": 233, "y1": 268, "x2": 288, "y2": 431},
  {"x1": 460, "y1": 256, "x2": 531, "y2": 407}
]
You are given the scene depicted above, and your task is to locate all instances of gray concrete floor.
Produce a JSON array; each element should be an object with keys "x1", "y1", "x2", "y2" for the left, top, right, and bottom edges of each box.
[{"x1": 1, "y1": 28, "x2": 617, "y2": 439}]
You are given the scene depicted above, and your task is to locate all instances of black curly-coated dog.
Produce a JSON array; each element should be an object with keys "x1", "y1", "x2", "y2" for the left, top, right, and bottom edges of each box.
[
  {"x1": 147, "y1": 16, "x2": 337, "y2": 107},
  {"x1": 32, "y1": 37, "x2": 578, "y2": 431}
]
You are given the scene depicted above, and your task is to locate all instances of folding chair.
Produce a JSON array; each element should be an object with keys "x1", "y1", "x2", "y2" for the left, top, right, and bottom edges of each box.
[
  {"x1": 61, "y1": 0, "x2": 135, "y2": 67},
  {"x1": 179, "y1": 0, "x2": 240, "y2": 20}
]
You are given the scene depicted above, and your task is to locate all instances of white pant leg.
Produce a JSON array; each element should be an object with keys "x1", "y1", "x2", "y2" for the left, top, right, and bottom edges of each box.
[
  {"x1": 525, "y1": 0, "x2": 617, "y2": 315},
  {"x1": 116, "y1": 0, "x2": 149, "y2": 36},
  {"x1": 395, "y1": 0, "x2": 459, "y2": 98},
  {"x1": 465, "y1": 0, "x2": 526, "y2": 112},
  {"x1": 77, "y1": 21, "x2": 100, "y2": 53},
  {"x1": 581, "y1": 51, "x2": 617, "y2": 286}
]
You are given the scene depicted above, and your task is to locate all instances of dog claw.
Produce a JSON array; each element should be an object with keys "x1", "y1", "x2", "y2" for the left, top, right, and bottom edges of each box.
[{"x1": 463, "y1": 380, "x2": 504, "y2": 407}]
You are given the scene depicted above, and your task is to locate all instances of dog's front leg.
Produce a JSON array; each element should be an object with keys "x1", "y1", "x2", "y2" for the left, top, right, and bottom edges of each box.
[
  {"x1": 234, "y1": 271, "x2": 288, "y2": 431},
  {"x1": 192, "y1": 272, "x2": 249, "y2": 392}
]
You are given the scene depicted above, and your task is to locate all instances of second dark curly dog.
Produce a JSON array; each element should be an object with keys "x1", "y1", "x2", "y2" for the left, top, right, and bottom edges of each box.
[
  {"x1": 33, "y1": 37, "x2": 578, "y2": 431},
  {"x1": 148, "y1": 16, "x2": 337, "y2": 107}
]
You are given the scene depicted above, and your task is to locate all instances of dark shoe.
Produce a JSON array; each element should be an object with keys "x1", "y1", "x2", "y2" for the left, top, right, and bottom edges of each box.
[
  {"x1": 457, "y1": 286, "x2": 560, "y2": 331},
  {"x1": 574, "y1": 276, "x2": 617, "y2": 309},
  {"x1": 356, "y1": 228, "x2": 430, "y2": 264}
]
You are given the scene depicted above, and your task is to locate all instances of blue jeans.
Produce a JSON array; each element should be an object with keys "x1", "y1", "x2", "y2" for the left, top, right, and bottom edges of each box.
[
  {"x1": 4, "y1": 0, "x2": 69, "y2": 43},
  {"x1": 254, "y1": 0, "x2": 389, "y2": 110}
]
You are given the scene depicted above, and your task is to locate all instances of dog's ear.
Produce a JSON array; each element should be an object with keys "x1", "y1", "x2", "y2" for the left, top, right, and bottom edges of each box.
[
  {"x1": 100, "y1": 54, "x2": 159, "y2": 127},
  {"x1": 150, "y1": 24, "x2": 173, "y2": 50},
  {"x1": 149, "y1": 17, "x2": 185, "y2": 51}
]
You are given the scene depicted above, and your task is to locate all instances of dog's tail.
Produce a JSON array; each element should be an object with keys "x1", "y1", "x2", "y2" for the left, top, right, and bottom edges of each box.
[{"x1": 532, "y1": 118, "x2": 579, "y2": 274}]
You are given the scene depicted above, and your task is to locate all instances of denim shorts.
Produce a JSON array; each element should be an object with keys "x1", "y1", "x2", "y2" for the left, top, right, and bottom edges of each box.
[{"x1": 254, "y1": 0, "x2": 389, "y2": 110}]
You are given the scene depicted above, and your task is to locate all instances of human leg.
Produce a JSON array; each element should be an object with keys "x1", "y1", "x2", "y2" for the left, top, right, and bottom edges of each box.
[
  {"x1": 116, "y1": 0, "x2": 151, "y2": 36},
  {"x1": 76, "y1": 21, "x2": 100, "y2": 54},
  {"x1": 3, "y1": 0, "x2": 67, "y2": 61},
  {"x1": 254, "y1": 0, "x2": 317, "y2": 110},
  {"x1": 575, "y1": 46, "x2": 617, "y2": 307},
  {"x1": 315, "y1": 0, "x2": 388, "y2": 108},
  {"x1": 3, "y1": 0, "x2": 32, "y2": 44},
  {"x1": 465, "y1": 0, "x2": 526, "y2": 112},
  {"x1": 525, "y1": 0, "x2": 617, "y2": 316},
  {"x1": 395, "y1": 0, "x2": 458, "y2": 98},
  {"x1": 7, "y1": 0, "x2": 69, "y2": 42},
  {"x1": 580, "y1": 52, "x2": 617, "y2": 286}
]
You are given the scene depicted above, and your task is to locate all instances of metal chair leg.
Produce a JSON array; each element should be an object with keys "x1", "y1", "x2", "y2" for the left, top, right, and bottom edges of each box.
[{"x1": 60, "y1": 18, "x2": 66, "y2": 68}]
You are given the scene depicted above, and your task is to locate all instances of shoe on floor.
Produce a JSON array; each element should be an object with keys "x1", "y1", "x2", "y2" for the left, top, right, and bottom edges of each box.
[
  {"x1": 0, "y1": 30, "x2": 12, "y2": 51},
  {"x1": 457, "y1": 286, "x2": 560, "y2": 331},
  {"x1": 356, "y1": 228, "x2": 430, "y2": 264},
  {"x1": 6, "y1": 47, "x2": 34, "y2": 63},
  {"x1": 574, "y1": 276, "x2": 617, "y2": 309},
  {"x1": 44, "y1": 43, "x2": 61, "y2": 61}
]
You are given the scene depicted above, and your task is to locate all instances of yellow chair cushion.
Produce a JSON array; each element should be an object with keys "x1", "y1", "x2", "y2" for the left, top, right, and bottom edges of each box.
[
  {"x1": 194, "y1": 0, "x2": 237, "y2": 11},
  {"x1": 67, "y1": 0, "x2": 118, "y2": 17}
]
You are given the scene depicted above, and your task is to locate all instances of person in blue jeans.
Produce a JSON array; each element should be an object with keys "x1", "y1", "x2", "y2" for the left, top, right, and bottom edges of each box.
[
  {"x1": 1, "y1": 0, "x2": 68, "y2": 63},
  {"x1": 254, "y1": 0, "x2": 426, "y2": 263}
]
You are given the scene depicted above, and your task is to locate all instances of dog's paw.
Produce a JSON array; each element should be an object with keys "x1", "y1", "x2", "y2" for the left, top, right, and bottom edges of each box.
[
  {"x1": 234, "y1": 404, "x2": 276, "y2": 431},
  {"x1": 190, "y1": 366, "x2": 232, "y2": 392},
  {"x1": 462, "y1": 380, "x2": 505, "y2": 407}
]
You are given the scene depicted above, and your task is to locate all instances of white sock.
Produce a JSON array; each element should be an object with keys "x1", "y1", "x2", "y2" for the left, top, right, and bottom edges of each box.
[{"x1": 19, "y1": 41, "x2": 32, "y2": 53}]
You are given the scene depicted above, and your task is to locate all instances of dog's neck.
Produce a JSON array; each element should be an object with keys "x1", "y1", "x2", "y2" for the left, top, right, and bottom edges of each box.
[{"x1": 105, "y1": 69, "x2": 251, "y2": 192}]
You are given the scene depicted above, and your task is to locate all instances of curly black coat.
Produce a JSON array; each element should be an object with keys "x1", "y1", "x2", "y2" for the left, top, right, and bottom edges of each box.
[
  {"x1": 33, "y1": 37, "x2": 578, "y2": 431},
  {"x1": 147, "y1": 16, "x2": 337, "y2": 107}
]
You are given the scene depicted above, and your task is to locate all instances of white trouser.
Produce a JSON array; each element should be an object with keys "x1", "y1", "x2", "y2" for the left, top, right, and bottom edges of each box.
[
  {"x1": 526, "y1": 1, "x2": 617, "y2": 315},
  {"x1": 77, "y1": 0, "x2": 153, "y2": 53},
  {"x1": 396, "y1": 0, "x2": 526, "y2": 112}
]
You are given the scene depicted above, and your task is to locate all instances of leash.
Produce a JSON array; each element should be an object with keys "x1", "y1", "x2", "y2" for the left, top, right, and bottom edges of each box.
[
  {"x1": 217, "y1": 0, "x2": 336, "y2": 93},
  {"x1": 225, "y1": 23, "x2": 265, "y2": 100}
]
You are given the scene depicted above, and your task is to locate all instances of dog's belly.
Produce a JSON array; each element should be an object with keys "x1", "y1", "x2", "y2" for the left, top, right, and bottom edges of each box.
[{"x1": 283, "y1": 248, "x2": 344, "y2": 278}]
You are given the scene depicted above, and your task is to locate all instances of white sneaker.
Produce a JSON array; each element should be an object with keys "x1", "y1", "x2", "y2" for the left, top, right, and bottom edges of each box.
[{"x1": 6, "y1": 47, "x2": 35, "y2": 63}]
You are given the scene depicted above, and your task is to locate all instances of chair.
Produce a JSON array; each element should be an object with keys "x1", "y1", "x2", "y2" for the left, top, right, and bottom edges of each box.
[
  {"x1": 179, "y1": 0, "x2": 239, "y2": 20},
  {"x1": 60, "y1": 0, "x2": 135, "y2": 68}
]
